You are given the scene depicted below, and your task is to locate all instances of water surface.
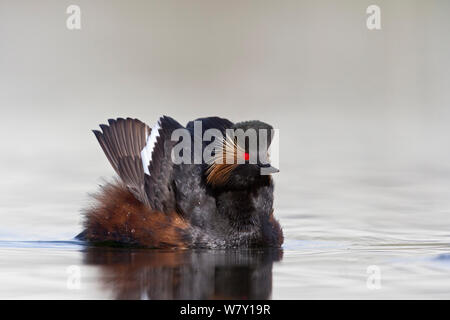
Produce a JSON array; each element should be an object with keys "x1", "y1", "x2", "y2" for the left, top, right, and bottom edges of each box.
[{"x1": 1, "y1": 166, "x2": 449, "y2": 299}]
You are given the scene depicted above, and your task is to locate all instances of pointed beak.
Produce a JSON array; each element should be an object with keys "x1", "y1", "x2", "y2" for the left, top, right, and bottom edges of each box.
[{"x1": 260, "y1": 165, "x2": 279, "y2": 175}]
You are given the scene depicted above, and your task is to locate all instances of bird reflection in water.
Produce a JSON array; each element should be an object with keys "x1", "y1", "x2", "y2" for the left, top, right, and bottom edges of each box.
[{"x1": 81, "y1": 247, "x2": 283, "y2": 299}]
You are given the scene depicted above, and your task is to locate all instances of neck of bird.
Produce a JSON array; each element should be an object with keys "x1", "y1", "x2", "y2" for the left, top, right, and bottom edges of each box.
[{"x1": 216, "y1": 189, "x2": 258, "y2": 230}]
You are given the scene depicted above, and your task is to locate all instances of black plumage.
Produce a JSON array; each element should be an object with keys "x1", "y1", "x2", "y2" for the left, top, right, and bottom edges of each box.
[{"x1": 78, "y1": 115, "x2": 283, "y2": 248}]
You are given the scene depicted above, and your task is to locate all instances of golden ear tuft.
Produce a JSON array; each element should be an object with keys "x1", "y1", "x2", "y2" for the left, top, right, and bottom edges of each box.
[{"x1": 205, "y1": 134, "x2": 245, "y2": 186}]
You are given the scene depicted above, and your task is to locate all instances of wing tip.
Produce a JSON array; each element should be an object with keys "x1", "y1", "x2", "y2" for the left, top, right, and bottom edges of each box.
[
  {"x1": 99, "y1": 124, "x2": 110, "y2": 133},
  {"x1": 92, "y1": 129, "x2": 103, "y2": 141}
]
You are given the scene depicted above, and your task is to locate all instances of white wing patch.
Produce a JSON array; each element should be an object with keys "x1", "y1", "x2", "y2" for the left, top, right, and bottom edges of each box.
[{"x1": 141, "y1": 119, "x2": 161, "y2": 175}]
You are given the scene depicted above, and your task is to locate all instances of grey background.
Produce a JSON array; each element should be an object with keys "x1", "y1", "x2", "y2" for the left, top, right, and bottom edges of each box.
[{"x1": 1, "y1": 0, "x2": 449, "y2": 239}]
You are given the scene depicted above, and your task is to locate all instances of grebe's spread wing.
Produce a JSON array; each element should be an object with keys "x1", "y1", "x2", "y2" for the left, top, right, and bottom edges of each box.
[
  {"x1": 93, "y1": 118, "x2": 151, "y2": 206},
  {"x1": 141, "y1": 116, "x2": 185, "y2": 213}
]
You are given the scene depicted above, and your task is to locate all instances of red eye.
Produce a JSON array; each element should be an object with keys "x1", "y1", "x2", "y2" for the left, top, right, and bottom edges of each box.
[{"x1": 244, "y1": 152, "x2": 250, "y2": 161}]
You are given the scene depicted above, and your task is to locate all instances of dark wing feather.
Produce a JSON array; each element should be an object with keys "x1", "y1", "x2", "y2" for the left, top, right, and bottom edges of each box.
[
  {"x1": 143, "y1": 116, "x2": 185, "y2": 213},
  {"x1": 93, "y1": 117, "x2": 151, "y2": 206}
]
